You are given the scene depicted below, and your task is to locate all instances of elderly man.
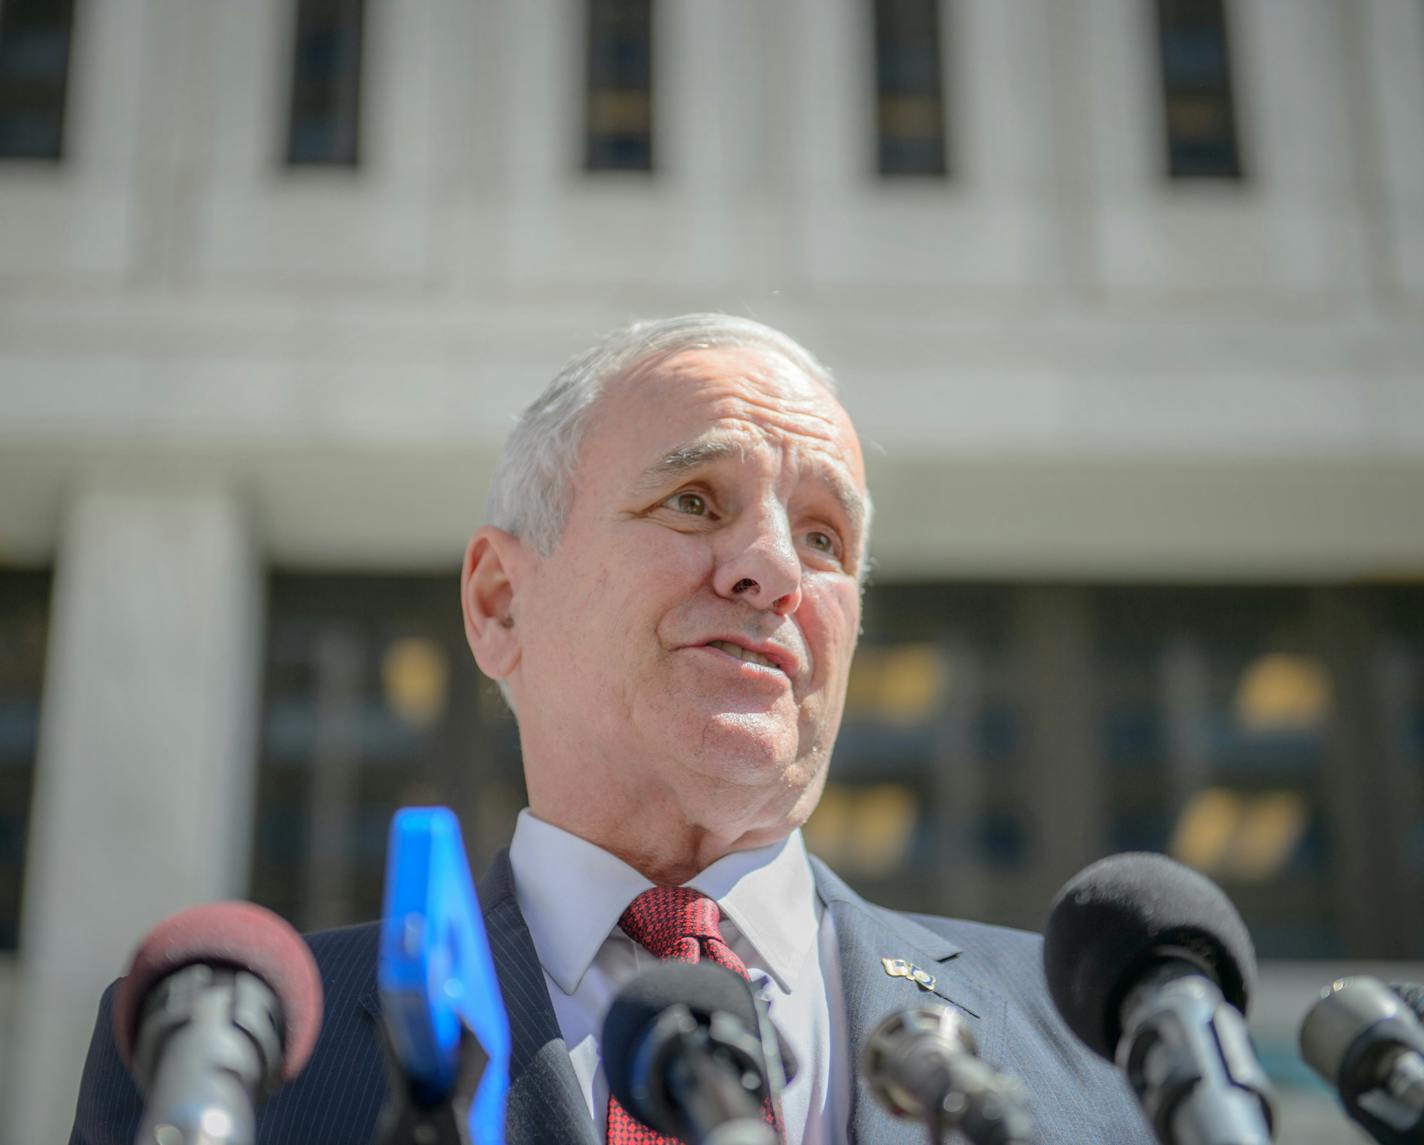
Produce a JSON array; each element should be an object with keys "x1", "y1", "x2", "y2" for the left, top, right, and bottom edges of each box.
[{"x1": 71, "y1": 315, "x2": 1151, "y2": 1144}]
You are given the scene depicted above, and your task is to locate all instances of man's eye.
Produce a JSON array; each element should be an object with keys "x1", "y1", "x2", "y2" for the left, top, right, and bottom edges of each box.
[
  {"x1": 805, "y1": 530, "x2": 837, "y2": 555},
  {"x1": 670, "y1": 492, "x2": 709, "y2": 516}
]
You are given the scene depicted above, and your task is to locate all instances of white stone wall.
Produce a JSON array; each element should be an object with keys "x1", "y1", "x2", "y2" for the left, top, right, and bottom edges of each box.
[
  {"x1": 0, "y1": 0, "x2": 1419, "y2": 577},
  {"x1": 1, "y1": 2, "x2": 1421, "y2": 1142}
]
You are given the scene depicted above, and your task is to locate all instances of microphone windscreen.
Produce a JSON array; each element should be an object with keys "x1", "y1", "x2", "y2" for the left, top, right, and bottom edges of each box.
[
  {"x1": 114, "y1": 901, "x2": 324, "y2": 1081},
  {"x1": 602, "y1": 960, "x2": 759, "y2": 1122},
  {"x1": 1042, "y1": 852, "x2": 1257, "y2": 1060}
]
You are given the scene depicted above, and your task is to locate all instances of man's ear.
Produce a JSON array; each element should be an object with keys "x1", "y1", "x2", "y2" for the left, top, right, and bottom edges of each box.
[{"x1": 461, "y1": 526, "x2": 528, "y2": 680}]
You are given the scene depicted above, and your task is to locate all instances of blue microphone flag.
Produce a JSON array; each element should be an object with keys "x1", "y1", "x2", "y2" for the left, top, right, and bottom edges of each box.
[{"x1": 379, "y1": 806, "x2": 510, "y2": 1145}]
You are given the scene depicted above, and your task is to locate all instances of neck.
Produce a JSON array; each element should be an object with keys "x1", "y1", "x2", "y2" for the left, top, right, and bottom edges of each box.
[
  {"x1": 516, "y1": 719, "x2": 825, "y2": 884},
  {"x1": 526, "y1": 789, "x2": 798, "y2": 885}
]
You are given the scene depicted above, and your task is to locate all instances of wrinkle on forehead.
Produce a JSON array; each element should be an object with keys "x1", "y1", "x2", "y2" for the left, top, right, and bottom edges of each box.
[
  {"x1": 649, "y1": 350, "x2": 842, "y2": 430},
  {"x1": 617, "y1": 348, "x2": 862, "y2": 462}
]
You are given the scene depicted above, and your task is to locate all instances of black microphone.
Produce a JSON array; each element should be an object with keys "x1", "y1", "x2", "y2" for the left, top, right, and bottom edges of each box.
[
  {"x1": 1298, "y1": 975, "x2": 1424, "y2": 1145},
  {"x1": 861, "y1": 1005, "x2": 1034, "y2": 1145},
  {"x1": 1042, "y1": 852, "x2": 1276, "y2": 1145},
  {"x1": 601, "y1": 960, "x2": 793, "y2": 1145},
  {"x1": 114, "y1": 901, "x2": 324, "y2": 1145}
]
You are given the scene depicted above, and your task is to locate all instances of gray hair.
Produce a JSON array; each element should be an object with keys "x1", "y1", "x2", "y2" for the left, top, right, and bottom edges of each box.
[{"x1": 486, "y1": 313, "x2": 847, "y2": 557}]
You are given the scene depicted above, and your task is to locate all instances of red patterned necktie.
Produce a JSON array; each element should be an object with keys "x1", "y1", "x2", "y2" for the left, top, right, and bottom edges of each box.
[{"x1": 606, "y1": 885, "x2": 782, "y2": 1144}]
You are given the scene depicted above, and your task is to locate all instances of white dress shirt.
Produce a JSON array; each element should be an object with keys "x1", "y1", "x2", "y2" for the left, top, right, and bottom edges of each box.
[{"x1": 508, "y1": 809, "x2": 850, "y2": 1145}]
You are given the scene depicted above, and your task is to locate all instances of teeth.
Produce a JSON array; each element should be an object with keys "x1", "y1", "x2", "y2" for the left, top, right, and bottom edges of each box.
[{"x1": 708, "y1": 640, "x2": 778, "y2": 670}]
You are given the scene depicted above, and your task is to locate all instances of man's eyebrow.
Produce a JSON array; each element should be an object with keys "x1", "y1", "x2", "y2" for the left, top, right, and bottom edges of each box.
[
  {"x1": 819, "y1": 469, "x2": 867, "y2": 542},
  {"x1": 657, "y1": 438, "x2": 741, "y2": 472},
  {"x1": 632, "y1": 437, "x2": 742, "y2": 490}
]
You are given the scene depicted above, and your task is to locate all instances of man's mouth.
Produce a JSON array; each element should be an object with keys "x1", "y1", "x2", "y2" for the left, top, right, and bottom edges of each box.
[{"x1": 705, "y1": 640, "x2": 781, "y2": 671}]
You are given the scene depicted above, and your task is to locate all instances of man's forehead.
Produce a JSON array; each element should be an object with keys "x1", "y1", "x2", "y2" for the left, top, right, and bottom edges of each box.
[
  {"x1": 589, "y1": 343, "x2": 867, "y2": 503},
  {"x1": 628, "y1": 343, "x2": 851, "y2": 424},
  {"x1": 619, "y1": 343, "x2": 836, "y2": 407}
]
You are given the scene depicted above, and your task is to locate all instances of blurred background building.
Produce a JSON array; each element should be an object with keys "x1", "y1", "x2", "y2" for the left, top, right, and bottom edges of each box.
[{"x1": 1, "y1": 0, "x2": 1422, "y2": 1141}]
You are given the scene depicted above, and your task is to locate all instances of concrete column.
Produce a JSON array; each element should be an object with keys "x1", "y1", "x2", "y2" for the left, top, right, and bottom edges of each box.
[{"x1": 4, "y1": 487, "x2": 262, "y2": 1145}]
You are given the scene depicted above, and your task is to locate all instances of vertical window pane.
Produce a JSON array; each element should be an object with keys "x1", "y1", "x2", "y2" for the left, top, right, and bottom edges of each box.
[
  {"x1": 1156, "y1": 0, "x2": 1242, "y2": 178},
  {"x1": 813, "y1": 585, "x2": 1024, "y2": 919},
  {"x1": 1379, "y1": 588, "x2": 1424, "y2": 958},
  {"x1": 0, "y1": 570, "x2": 50, "y2": 951},
  {"x1": 585, "y1": 0, "x2": 653, "y2": 172},
  {"x1": 1097, "y1": 588, "x2": 1336, "y2": 957},
  {"x1": 873, "y1": 0, "x2": 948, "y2": 177},
  {"x1": 0, "y1": 0, "x2": 75, "y2": 160},
  {"x1": 286, "y1": 0, "x2": 364, "y2": 167},
  {"x1": 250, "y1": 575, "x2": 526, "y2": 931}
]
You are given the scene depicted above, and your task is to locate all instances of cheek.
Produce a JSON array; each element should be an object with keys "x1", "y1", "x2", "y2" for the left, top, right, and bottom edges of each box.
[
  {"x1": 547, "y1": 528, "x2": 713, "y2": 645},
  {"x1": 802, "y1": 581, "x2": 861, "y2": 681},
  {"x1": 623, "y1": 528, "x2": 718, "y2": 604}
]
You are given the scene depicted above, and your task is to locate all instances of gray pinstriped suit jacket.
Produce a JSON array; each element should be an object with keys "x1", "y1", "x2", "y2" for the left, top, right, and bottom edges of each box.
[{"x1": 70, "y1": 850, "x2": 1152, "y2": 1144}]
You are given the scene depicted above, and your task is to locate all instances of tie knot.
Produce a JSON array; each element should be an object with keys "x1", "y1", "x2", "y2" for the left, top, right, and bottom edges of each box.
[{"x1": 619, "y1": 885, "x2": 725, "y2": 960}]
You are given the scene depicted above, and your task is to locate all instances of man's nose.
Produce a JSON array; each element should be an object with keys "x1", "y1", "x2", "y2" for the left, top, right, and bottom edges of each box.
[{"x1": 713, "y1": 508, "x2": 803, "y2": 616}]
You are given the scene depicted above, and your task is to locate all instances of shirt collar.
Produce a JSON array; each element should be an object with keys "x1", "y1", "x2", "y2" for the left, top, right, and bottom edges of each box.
[
  {"x1": 685, "y1": 829, "x2": 820, "y2": 994},
  {"x1": 508, "y1": 809, "x2": 820, "y2": 996},
  {"x1": 509, "y1": 809, "x2": 653, "y2": 996}
]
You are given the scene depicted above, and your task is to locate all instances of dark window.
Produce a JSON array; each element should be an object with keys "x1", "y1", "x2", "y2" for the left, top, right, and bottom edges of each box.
[
  {"x1": 812, "y1": 585, "x2": 1022, "y2": 915},
  {"x1": 818, "y1": 580, "x2": 1424, "y2": 960},
  {"x1": 1376, "y1": 588, "x2": 1424, "y2": 959},
  {"x1": 285, "y1": 0, "x2": 364, "y2": 167},
  {"x1": 872, "y1": 0, "x2": 948, "y2": 177},
  {"x1": 0, "y1": 0, "x2": 75, "y2": 160},
  {"x1": 1156, "y1": 0, "x2": 1242, "y2": 178},
  {"x1": 250, "y1": 574, "x2": 526, "y2": 931},
  {"x1": 585, "y1": 0, "x2": 653, "y2": 172},
  {"x1": 1097, "y1": 588, "x2": 1337, "y2": 958},
  {"x1": 0, "y1": 569, "x2": 50, "y2": 951}
]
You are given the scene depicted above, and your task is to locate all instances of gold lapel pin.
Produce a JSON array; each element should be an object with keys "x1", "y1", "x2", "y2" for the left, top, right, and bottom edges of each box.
[{"x1": 881, "y1": 956, "x2": 936, "y2": 992}]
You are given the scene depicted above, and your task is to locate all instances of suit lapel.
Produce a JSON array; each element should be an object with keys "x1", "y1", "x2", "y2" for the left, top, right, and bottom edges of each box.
[
  {"x1": 478, "y1": 850, "x2": 600, "y2": 1145},
  {"x1": 358, "y1": 850, "x2": 597, "y2": 1145},
  {"x1": 811, "y1": 859, "x2": 1004, "y2": 1145}
]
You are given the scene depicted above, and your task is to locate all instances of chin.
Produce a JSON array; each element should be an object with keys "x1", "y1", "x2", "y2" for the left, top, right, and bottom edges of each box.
[{"x1": 682, "y1": 710, "x2": 802, "y2": 781}]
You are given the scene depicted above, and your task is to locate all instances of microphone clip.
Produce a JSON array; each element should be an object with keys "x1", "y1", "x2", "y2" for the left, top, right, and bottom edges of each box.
[
  {"x1": 1118, "y1": 961, "x2": 1275, "y2": 1145},
  {"x1": 862, "y1": 1007, "x2": 1034, "y2": 1145},
  {"x1": 375, "y1": 1016, "x2": 491, "y2": 1145},
  {"x1": 1300, "y1": 976, "x2": 1424, "y2": 1145}
]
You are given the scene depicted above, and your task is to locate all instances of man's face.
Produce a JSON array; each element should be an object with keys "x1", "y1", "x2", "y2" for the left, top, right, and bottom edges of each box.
[{"x1": 507, "y1": 346, "x2": 868, "y2": 836}]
